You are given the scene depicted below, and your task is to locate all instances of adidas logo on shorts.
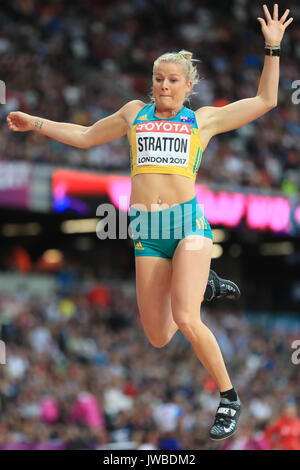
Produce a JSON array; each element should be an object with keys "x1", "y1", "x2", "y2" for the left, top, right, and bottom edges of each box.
[{"x1": 135, "y1": 241, "x2": 144, "y2": 250}]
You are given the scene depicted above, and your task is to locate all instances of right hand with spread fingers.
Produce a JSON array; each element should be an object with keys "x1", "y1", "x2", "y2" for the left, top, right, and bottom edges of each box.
[{"x1": 6, "y1": 111, "x2": 33, "y2": 132}]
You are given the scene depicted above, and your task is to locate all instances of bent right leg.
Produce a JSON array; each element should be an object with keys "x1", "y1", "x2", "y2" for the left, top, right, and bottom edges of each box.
[{"x1": 135, "y1": 256, "x2": 178, "y2": 348}]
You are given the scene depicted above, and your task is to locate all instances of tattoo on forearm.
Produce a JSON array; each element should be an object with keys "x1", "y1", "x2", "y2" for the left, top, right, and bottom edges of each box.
[{"x1": 34, "y1": 120, "x2": 43, "y2": 129}]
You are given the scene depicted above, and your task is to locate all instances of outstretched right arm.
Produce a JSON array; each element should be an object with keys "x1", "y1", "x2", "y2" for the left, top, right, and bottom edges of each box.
[{"x1": 6, "y1": 100, "x2": 144, "y2": 149}]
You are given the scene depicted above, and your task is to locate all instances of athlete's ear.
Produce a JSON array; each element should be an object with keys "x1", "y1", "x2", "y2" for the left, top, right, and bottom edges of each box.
[{"x1": 186, "y1": 80, "x2": 193, "y2": 92}]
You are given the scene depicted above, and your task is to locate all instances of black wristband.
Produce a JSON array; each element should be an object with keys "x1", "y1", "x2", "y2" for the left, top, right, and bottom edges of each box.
[{"x1": 265, "y1": 48, "x2": 280, "y2": 57}]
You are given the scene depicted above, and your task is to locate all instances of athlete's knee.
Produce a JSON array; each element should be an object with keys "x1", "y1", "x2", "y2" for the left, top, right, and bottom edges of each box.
[
  {"x1": 148, "y1": 336, "x2": 170, "y2": 348},
  {"x1": 173, "y1": 312, "x2": 204, "y2": 338},
  {"x1": 144, "y1": 328, "x2": 177, "y2": 349}
]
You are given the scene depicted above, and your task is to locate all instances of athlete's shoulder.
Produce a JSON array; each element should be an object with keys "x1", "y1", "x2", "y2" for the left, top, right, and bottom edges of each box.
[
  {"x1": 127, "y1": 99, "x2": 147, "y2": 108},
  {"x1": 122, "y1": 100, "x2": 147, "y2": 113},
  {"x1": 119, "y1": 100, "x2": 147, "y2": 123}
]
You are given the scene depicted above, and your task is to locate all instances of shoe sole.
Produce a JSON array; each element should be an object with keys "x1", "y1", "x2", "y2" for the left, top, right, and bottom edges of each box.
[
  {"x1": 220, "y1": 279, "x2": 241, "y2": 299},
  {"x1": 209, "y1": 428, "x2": 238, "y2": 441},
  {"x1": 209, "y1": 270, "x2": 241, "y2": 300},
  {"x1": 216, "y1": 278, "x2": 241, "y2": 300}
]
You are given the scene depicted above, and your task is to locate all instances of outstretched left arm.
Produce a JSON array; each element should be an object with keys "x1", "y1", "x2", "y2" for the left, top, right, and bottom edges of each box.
[{"x1": 197, "y1": 4, "x2": 293, "y2": 137}]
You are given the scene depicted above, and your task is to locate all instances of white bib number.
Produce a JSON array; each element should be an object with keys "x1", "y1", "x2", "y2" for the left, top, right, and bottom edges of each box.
[{"x1": 136, "y1": 121, "x2": 191, "y2": 168}]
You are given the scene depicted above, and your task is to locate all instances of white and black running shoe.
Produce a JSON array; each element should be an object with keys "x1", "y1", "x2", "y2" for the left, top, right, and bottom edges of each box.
[
  {"x1": 204, "y1": 270, "x2": 241, "y2": 302},
  {"x1": 209, "y1": 396, "x2": 243, "y2": 440}
]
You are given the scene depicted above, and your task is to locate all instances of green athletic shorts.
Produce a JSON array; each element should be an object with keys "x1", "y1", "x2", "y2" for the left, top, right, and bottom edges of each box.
[{"x1": 129, "y1": 196, "x2": 213, "y2": 259}]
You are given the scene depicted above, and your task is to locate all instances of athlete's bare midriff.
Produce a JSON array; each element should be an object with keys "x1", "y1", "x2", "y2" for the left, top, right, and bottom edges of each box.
[{"x1": 129, "y1": 173, "x2": 196, "y2": 210}]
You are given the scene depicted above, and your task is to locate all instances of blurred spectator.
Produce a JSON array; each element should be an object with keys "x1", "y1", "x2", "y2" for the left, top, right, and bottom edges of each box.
[
  {"x1": 69, "y1": 391, "x2": 105, "y2": 430},
  {"x1": 222, "y1": 421, "x2": 270, "y2": 450},
  {"x1": 40, "y1": 396, "x2": 60, "y2": 424},
  {"x1": 264, "y1": 402, "x2": 300, "y2": 450},
  {"x1": 152, "y1": 391, "x2": 183, "y2": 434}
]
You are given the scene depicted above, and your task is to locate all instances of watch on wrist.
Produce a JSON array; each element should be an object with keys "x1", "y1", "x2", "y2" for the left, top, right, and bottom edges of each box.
[{"x1": 265, "y1": 48, "x2": 280, "y2": 56}]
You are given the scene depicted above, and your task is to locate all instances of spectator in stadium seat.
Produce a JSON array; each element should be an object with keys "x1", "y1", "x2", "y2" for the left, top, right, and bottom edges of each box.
[{"x1": 264, "y1": 401, "x2": 300, "y2": 450}]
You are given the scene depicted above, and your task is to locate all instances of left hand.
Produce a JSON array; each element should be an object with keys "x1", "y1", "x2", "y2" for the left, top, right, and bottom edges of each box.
[{"x1": 257, "y1": 4, "x2": 293, "y2": 46}]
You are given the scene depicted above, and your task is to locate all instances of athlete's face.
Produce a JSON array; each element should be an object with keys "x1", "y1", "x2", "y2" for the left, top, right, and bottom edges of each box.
[
  {"x1": 283, "y1": 404, "x2": 297, "y2": 418},
  {"x1": 153, "y1": 62, "x2": 192, "y2": 110}
]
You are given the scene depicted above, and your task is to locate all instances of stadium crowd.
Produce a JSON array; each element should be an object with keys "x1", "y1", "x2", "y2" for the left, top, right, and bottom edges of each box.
[
  {"x1": 0, "y1": 268, "x2": 300, "y2": 450},
  {"x1": 0, "y1": 0, "x2": 300, "y2": 193}
]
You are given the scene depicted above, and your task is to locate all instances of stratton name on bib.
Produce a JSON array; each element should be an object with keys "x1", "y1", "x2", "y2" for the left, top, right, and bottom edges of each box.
[{"x1": 137, "y1": 135, "x2": 188, "y2": 153}]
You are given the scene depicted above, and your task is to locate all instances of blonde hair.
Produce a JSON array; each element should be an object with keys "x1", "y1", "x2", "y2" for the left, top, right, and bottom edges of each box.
[{"x1": 151, "y1": 49, "x2": 200, "y2": 103}]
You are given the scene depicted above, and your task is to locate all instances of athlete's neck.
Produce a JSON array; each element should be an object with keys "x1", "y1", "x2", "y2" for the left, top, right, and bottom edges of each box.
[{"x1": 154, "y1": 104, "x2": 183, "y2": 119}]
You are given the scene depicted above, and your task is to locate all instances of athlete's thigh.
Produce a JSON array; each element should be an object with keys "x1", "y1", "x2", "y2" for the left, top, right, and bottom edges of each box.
[
  {"x1": 135, "y1": 256, "x2": 174, "y2": 334},
  {"x1": 171, "y1": 235, "x2": 213, "y2": 320}
]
